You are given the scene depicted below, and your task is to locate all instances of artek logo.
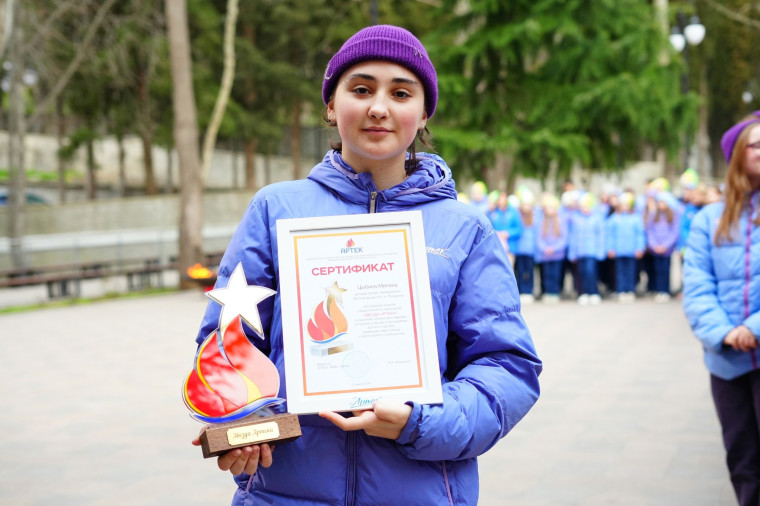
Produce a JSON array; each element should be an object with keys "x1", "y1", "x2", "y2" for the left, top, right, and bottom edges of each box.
[{"x1": 341, "y1": 238, "x2": 363, "y2": 254}]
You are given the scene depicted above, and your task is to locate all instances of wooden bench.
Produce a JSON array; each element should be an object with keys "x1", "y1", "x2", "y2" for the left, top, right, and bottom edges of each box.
[
  {"x1": 111, "y1": 257, "x2": 172, "y2": 291},
  {"x1": 0, "y1": 258, "x2": 172, "y2": 298},
  {"x1": 0, "y1": 262, "x2": 111, "y2": 298}
]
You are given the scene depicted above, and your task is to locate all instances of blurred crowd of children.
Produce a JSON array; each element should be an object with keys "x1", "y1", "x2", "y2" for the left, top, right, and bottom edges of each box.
[{"x1": 460, "y1": 169, "x2": 723, "y2": 305}]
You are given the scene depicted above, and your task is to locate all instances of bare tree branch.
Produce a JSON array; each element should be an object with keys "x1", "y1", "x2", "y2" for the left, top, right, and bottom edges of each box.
[
  {"x1": 19, "y1": 0, "x2": 81, "y2": 59},
  {"x1": 200, "y1": 0, "x2": 239, "y2": 184},
  {"x1": 701, "y1": 0, "x2": 760, "y2": 30},
  {"x1": 28, "y1": 0, "x2": 119, "y2": 128}
]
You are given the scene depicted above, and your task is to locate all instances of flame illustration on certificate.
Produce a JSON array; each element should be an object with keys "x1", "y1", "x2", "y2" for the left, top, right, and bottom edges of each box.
[
  {"x1": 307, "y1": 281, "x2": 353, "y2": 356},
  {"x1": 277, "y1": 211, "x2": 443, "y2": 414}
]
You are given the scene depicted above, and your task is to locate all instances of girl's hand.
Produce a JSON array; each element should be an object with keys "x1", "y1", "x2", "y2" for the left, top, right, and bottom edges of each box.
[
  {"x1": 724, "y1": 326, "x2": 758, "y2": 352},
  {"x1": 319, "y1": 398, "x2": 412, "y2": 440},
  {"x1": 192, "y1": 435, "x2": 274, "y2": 476}
]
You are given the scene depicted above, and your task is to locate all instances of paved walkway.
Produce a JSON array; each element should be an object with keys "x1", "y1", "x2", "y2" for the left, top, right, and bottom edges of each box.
[{"x1": 0, "y1": 291, "x2": 736, "y2": 505}]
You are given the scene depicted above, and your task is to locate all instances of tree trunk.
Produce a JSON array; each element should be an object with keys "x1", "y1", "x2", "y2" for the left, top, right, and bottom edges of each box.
[
  {"x1": 244, "y1": 136, "x2": 257, "y2": 191},
  {"x1": 86, "y1": 136, "x2": 96, "y2": 200},
  {"x1": 200, "y1": 0, "x2": 239, "y2": 184},
  {"x1": 232, "y1": 138, "x2": 239, "y2": 189},
  {"x1": 165, "y1": 146, "x2": 174, "y2": 194},
  {"x1": 7, "y1": 3, "x2": 26, "y2": 268},
  {"x1": 117, "y1": 133, "x2": 127, "y2": 197},
  {"x1": 140, "y1": 130, "x2": 156, "y2": 195},
  {"x1": 166, "y1": 0, "x2": 203, "y2": 289},
  {"x1": 698, "y1": 66, "x2": 710, "y2": 181},
  {"x1": 496, "y1": 151, "x2": 514, "y2": 193},
  {"x1": 56, "y1": 95, "x2": 67, "y2": 203},
  {"x1": 654, "y1": 0, "x2": 669, "y2": 176},
  {"x1": 137, "y1": 66, "x2": 157, "y2": 195},
  {"x1": 291, "y1": 101, "x2": 302, "y2": 180}
]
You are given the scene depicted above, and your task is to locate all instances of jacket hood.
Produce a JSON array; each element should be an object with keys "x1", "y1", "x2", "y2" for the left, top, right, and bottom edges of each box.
[{"x1": 307, "y1": 150, "x2": 458, "y2": 209}]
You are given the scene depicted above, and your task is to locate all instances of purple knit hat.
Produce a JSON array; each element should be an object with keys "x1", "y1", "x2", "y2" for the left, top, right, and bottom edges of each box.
[
  {"x1": 322, "y1": 25, "x2": 438, "y2": 118},
  {"x1": 720, "y1": 110, "x2": 760, "y2": 163}
]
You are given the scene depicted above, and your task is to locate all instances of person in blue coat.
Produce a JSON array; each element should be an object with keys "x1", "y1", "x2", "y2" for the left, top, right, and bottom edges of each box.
[
  {"x1": 605, "y1": 191, "x2": 645, "y2": 303},
  {"x1": 678, "y1": 168, "x2": 702, "y2": 253},
  {"x1": 190, "y1": 25, "x2": 542, "y2": 506},
  {"x1": 488, "y1": 190, "x2": 523, "y2": 264},
  {"x1": 683, "y1": 111, "x2": 760, "y2": 506},
  {"x1": 645, "y1": 191, "x2": 681, "y2": 302},
  {"x1": 535, "y1": 194, "x2": 567, "y2": 303},
  {"x1": 568, "y1": 192, "x2": 605, "y2": 305},
  {"x1": 514, "y1": 186, "x2": 537, "y2": 302}
]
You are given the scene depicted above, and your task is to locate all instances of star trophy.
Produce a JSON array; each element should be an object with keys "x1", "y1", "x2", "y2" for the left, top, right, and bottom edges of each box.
[{"x1": 182, "y1": 263, "x2": 301, "y2": 458}]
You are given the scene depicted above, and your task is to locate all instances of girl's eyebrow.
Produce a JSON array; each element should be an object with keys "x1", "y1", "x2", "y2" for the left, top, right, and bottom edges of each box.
[{"x1": 345, "y1": 73, "x2": 420, "y2": 86}]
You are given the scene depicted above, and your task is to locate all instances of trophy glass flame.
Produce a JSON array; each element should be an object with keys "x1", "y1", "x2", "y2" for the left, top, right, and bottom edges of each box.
[{"x1": 183, "y1": 262, "x2": 301, "y2": 458}]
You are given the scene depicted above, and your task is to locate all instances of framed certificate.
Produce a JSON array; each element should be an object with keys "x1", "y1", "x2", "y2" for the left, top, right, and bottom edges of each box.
[{"x1": 277, "y1": 210, "x2": 442, "y2": 414}]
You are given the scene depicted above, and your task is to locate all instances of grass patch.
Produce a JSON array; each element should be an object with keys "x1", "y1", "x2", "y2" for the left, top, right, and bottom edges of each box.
[
  {"x1": 0, "y1": 168, "x2": 79, "y2": 183},
  {"x1": 0, "y1": 287, "x2": 179, "y2": 314}
]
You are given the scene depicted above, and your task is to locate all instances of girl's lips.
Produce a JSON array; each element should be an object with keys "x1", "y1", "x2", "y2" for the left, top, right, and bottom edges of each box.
[{"x1": 363, "y1": 127, "x2": 391, "y2": 133}]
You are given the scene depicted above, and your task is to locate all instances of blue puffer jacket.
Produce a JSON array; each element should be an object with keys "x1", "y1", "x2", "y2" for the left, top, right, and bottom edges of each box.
[
  {"x1": 605, "y1": 212, "x2": 645, "y2": 257},
  {"x1": 682, "y1": 196, "x2": 760, "y2": 380},
  {"x1": 515, "y1": 210, "x2": 537, "y2": 257},
  {"x1": 488, "y1": 205, "x2": 523, "y2": 253},
  {"x1": 567, "y1": 212, "x2": 605, "y2": 261},
  {"x1": 195, "y1": 151, "x2": 542, "y2": 505}
]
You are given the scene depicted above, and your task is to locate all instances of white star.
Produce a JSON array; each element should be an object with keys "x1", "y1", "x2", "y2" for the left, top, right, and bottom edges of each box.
[{"x1": 207, "y1": 262, "x2": 276, "y2": 338}]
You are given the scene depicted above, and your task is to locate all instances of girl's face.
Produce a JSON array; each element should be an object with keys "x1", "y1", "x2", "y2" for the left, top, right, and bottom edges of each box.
[
  {"x1": 657, "y1": 200, "x2": 668, "y2": 212},
  {"x1": 327, "y1": 61, "x2": 427, "y2": 174},
  {"x1": 744, "y1": 124, "x2": 760, "y2": 186}
]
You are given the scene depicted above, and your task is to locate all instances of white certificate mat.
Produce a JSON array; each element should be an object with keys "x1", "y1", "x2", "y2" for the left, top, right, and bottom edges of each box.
[{"x1": 277, "y1": 211, "x2": 442, "y2": 414}]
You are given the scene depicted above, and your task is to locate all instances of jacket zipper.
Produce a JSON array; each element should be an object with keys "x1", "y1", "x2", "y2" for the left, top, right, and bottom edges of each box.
[
  {"x1": 346, "y1": 431, "x2": 357, "y2": 505},
  {"x1": 345, "y1": 191, "x2": 373, "y2": 505},
  {"x1": 442, "y1": 461, "x2": 455, "y2": 506},
  {"x1": 747, "y1": 196, "x2": 757, "y2": 369}
]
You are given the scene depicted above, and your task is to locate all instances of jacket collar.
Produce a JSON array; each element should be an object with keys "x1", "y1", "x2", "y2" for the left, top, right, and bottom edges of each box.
[{"x1": 307, "y1": 150, "x2": 458, "y2": 209}]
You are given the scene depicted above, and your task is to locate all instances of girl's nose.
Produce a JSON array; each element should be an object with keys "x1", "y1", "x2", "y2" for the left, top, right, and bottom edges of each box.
[{"x1": 368, "y1": 95, "x2": 389, "y2": 119}]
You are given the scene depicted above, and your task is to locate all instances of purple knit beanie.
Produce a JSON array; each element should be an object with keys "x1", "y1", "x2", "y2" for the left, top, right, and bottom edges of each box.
[
  {"x1": 322, "y1": 25, "x2": 438, "y2": 118},
  {"x1": 720, "y1": 110, "x2": 760, "y2": 163}
]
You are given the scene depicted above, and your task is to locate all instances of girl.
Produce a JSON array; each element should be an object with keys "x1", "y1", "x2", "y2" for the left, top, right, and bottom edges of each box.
[
  {"x1": 191, "y1": 25, "x2": 541, "y2": 505},
  {"x1": 514, "y1": 186, "x2": 537, "y2": 303},
  {"x1": 535, "y1": 194, "x2": 567, "y2": 304},
  {"x1": 683, "y1": 111, "x2": 760, "y2": 506},
  {"x1": 568, "y1": 192, "x2": 605, "y2": 305},
  {"x1": 645, "y1": 191, "x2": 680, "y2": 302},
  {"x1": 488, "y1": 190, "x2": 523, "y2": 265},
  {"x1": 605, "y1": 191, "x2": 645, "y2": 303}
]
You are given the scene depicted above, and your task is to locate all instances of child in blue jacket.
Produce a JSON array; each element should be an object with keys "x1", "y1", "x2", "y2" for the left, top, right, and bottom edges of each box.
[
  {"x1": 605, "y1": 192, "x2": 645, "y2": 302},
  {"x1": 514, "y1": 187, "x2": 537, "y2": 302},
  {"x1": 683, "y1": 111, "x2": 760, "y2": 506},
  {"x1": 536, "y1": 194, "x2": 567, "y2": 303},
  {"x1": 568, "y1": 192, "x2": 605, "y2": 305},
  {"x1": 645, "y1": 191, "x2": 681, "y2": 302},
  {"x1": 190, "y1": 25, "x2": 541, "y2": 506},
  {"x1": 488, "y1": 191, "x2": 523, "y2": 264}
]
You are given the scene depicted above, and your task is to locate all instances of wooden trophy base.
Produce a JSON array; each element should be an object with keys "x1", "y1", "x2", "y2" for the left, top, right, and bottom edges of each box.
[{"x1": 198, "y1": 412, "x2": 302, "y2": 459}]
